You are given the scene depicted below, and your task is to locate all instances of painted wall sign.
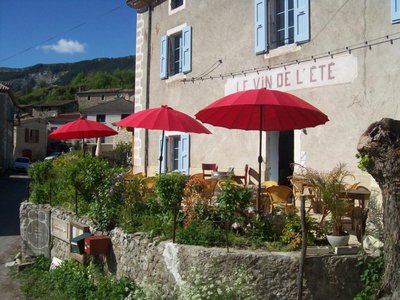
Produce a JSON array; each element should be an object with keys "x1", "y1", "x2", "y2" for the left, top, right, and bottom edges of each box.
[
  {"x1": 51, "y1": 217, "x2": 69, "y2": 242},
  {"x1": 225, "y1": 54, "x2": 357, "y2": 95}
]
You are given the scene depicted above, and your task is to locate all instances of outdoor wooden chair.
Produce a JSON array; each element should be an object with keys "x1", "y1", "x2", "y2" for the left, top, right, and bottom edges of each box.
[
  {"x1": 233, "y1": 164, "x2": 248, "y2": 185},
  {"x1": 202, "y1": 163, "x2": 218, "y2": 179},
  {"x1": 266, "y1": 185, "x2": 295, "y2": 213},
  {"x1": 290, "y1": 178, "x2": 319, "y2": 214},
  {"x1": 201, "y1": 178, "x2": 219, "y2": 205},
  {"x1": 261, "y1": 180, "x2": 278, "y2": 188},
  {"x1": 141, "y1": 176, "x2": 155, "y2": 194},
  {"x1": 190, "y1": 173, "x2": 204, "y2": 181}
]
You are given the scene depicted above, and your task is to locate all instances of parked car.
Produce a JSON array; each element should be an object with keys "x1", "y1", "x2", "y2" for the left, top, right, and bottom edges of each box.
[
  {"x1": 44, "y1": 152, "x2": 61, "y2": 160},
  {"x1": 14, "y1": 157, "x2": 31, "y2": 172}
]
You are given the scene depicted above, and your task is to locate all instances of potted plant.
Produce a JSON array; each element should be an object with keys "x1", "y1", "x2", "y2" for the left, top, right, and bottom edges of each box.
[{"x1": 300, "y1": 163, "x2": 354, "y2": 247}]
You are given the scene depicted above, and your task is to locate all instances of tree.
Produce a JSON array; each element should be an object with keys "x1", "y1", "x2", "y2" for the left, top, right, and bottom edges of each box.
[{"x1": 357, "y1": 118, "x2": 400, "y2": 299}]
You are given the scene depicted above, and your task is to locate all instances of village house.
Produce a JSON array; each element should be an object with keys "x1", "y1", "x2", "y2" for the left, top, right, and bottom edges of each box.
[
  {"x1": 83, "y1": 97, "x2": 135, "y2": 155},
  {"x1": 76, "y1": 88, "x2": 134, "y2": 111},
  {"x1": 0, "y1": 82, "x2": 17, "y2": 171},
  {"x1": 13, "y1": 116, "x2": 47, "y2": 161},
  {"x1": 126, "y1": 0, "x2": 400, "y2": 189}
]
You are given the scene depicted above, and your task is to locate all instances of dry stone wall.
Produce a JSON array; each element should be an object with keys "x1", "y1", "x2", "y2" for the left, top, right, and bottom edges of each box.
[{"x1": 20, "y1": 202, "x2": 362, "y2": 299}]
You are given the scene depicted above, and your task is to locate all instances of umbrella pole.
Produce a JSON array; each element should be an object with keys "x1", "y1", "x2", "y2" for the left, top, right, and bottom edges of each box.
[
  {"x1": 82, "y1": 136, "x2": 85, "y2": 156},
  {"x1": 258, "y1": 106, "x2": 263, "y2": 213},
  {"x1": 159, "y1": 130, "x2": 165, "y2": 175}
]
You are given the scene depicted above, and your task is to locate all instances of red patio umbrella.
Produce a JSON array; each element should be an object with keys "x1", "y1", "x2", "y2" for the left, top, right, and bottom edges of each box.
[
  {"x1": 195, "y1": 88, "x2": 329, "y2": 210},
  {"x1": 116, "y1": 105, "x2": 211, "y2": 175},
  {"x1": 48, "y1": 117, "x2": 118, "y2": 152}
]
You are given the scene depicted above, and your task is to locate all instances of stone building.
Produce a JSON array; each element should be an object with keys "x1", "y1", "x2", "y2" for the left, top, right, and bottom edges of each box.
[
  {"x1": 126, "y1": 0, "x2": 400, "y2": 187},
  {"x1": 76, "y1": 88, "x2": 134, "y2": 111},
  {"x1": 0, "y1": 83, "x2": 16, "y2": 171},
  {"x1": 31, "y1": 100, "x2": 78, "y2": 118}
]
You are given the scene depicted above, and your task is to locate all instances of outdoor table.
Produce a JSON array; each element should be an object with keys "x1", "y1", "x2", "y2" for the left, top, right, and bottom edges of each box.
[
  {"x1": 340, "y1": 188, "x2": 371, "y2": 229},
  {"x1": 340, "y1": 189, "x2": 370, "y2": 209},
  {"x1": 210, "y1": 171, "x2": 230, "y2": 179}
]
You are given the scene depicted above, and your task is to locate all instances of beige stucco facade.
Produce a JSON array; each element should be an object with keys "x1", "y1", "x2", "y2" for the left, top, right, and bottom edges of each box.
[
  {"x1": 128, "y1": 0, "x2": 400, "y2": 188},
  {"x1": 14, "y1": 118, "x2": 47, "y2": 161}
]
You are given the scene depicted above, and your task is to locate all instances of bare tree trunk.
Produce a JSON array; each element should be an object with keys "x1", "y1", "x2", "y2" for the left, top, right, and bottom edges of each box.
[{"x1": 357, "y1": 118, "x2": 400, "y2": 299}]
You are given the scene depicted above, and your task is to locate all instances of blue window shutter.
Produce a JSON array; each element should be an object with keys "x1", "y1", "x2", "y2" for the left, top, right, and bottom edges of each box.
[
  {"x1": 160, "y1": 35, "x2": 168, "y2": 79},
  {"x1": 159, "y1": 134, "x2": 167, "y2": 173},
  {"x1": 254, "y1": 0, "x2": 268, "y2": 54},
  {"x1": 182, "y1": 26, "x2": 192, "y2": 73},
  {"x1": 178, "y1": 134, "x2": 189, "y2": 175},
  {"x1": 294, "y1": 0, "x2": 310, "y2": 43},
  {"x1": 392, "y1": 0, "x2": 400, "y2": 23}
]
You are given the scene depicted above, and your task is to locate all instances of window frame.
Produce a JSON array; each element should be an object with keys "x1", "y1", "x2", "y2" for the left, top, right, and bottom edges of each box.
[
  {"x1": 159, "y1": 133, "x2": 189, "y2": 175},
  {"x1": 168, "y1": 0, "x2": 185, "y2": 15},
  {"x1": 160, "y1": 23, "x2": 191, "y2": 80},
  {"x1": 96, "y1": 114, "x2": 106, "y2": 123},
  {"x1": 25, "y1": 128, "x2": 39, "y2": 144},
  {"x1": 392, "y1": 0, "x2": 400, "y2": 23},
  {"x1": 273, "y1": 0, "x2": 295, "y2": 48},
  {"x1": 255, "y1": 0, "x2": 309, "y2": 54}
]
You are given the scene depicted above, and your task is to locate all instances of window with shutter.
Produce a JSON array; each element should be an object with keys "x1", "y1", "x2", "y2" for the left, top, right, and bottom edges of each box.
[
  {"x1": 160, "y1": 25, "x2": 192, "y2": 79},
  {"x1": 25, "y1": 128, "x2": 29, "y2": 143},
  {"x1": 254, "y1": 0, "x2": 310, "y2": 53},
  {"x1": 392, "y1": 0, "x2": 400, "y2": 23},
  {"x1": 159, "y1": 134, "x2": 190, "y2": 174}
]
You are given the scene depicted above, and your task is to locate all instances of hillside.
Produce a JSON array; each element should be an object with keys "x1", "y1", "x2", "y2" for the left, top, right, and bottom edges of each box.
[{"x1": 0, "y1": 56, "x2": 135, "y2": 93}]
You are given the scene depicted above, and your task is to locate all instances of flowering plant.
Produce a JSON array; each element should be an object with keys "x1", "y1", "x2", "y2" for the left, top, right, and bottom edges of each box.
[{"x1": 185, "y1": 177, "x2": 205, "y2": 193}]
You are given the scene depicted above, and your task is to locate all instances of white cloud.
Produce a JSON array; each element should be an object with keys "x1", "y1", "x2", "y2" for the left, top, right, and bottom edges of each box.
[{"x1": 39, "y1": 39, "x2": 86, "y2": 54}]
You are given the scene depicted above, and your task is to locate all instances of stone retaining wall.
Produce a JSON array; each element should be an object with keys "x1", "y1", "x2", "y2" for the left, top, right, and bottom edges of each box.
[{"x1": 20, "y1": 202, "x2": 362, "y2": 299}]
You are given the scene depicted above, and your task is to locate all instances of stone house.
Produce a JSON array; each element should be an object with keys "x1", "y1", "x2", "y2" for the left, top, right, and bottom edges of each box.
[
  {"x1": 31, "y1": 100, "x2": 78, "y2": 118},
  {"x1": 126, "y1": 0, "x2": 400, "y2": 188},
  {"x1": 83, "y1": 97, "x2": 135, "y2": 154},
  {"x1": 0, "y1": 83, "x2": 16, "y2": 171},
  {"x1": 76, "y1": 88, "x2": 134, "y2": 111}
]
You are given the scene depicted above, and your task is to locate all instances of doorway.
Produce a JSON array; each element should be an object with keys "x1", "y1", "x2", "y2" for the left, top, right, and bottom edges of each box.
[{"x1": 278, "y1": 131, "x2": 294, "y2": 186}]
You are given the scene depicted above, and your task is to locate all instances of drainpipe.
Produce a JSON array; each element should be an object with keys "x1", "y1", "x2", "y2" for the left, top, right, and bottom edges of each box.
[{"x1": 144, "y1": 3, "x2": 152, "y2": 176}]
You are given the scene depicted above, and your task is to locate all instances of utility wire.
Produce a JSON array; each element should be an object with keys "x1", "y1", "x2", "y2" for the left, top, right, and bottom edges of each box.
[
  {"x1": 183, "y1": 31, "x2": 400, "y2": 83},
  {"x1": 0, "y1": 6, "x2": 123, "y2": 64}
]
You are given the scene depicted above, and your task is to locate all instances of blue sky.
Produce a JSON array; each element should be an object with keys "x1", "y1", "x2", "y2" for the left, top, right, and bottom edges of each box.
[{"x1": 0, "y1": 0, "x2": 137, "y2": 68}]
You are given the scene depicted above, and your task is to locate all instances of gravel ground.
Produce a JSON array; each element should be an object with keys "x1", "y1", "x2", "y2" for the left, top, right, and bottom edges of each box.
[{"x1": 0, "y1": 236, "x2": 24, "y2": 299}]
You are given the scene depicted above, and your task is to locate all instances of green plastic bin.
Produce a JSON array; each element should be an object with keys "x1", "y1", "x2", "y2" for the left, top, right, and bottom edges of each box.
[{"x1": 70, "y1": 232, "x2": 92, "y2": 254}]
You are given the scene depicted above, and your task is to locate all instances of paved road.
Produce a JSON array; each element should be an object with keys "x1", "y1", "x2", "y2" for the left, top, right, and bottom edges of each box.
[{"x1": 0, "y1": 171, "x2": 30, "y2": 299}]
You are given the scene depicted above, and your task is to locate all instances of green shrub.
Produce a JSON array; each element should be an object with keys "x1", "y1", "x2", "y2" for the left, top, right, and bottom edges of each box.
[
  {"x1": 154, "y1": 173, "x2": 188, "y2": 212},
  {"x1": 176, "y1": 219, "x2": 225, "y2": 247},
  {"x1": 280, "y1": 212, "x2": 316, "y2": 250},
  {"x1": 15, "y1": 256, "x2": 52, "y2": 299},
  {"x1": 113, "y1": 141, "x2": 132, "y2": 166},
  {"x1": 354, "y1": 252, "x2": 384, "y2": 300},
  {"x1": 49, "y1": 260, "x2": 93, "y2": 299},
  {"x1": 137, "y1": 213, "x2": 174, "y2": 238},
  {"x1": 28, "y1": 160, "x2": 55, "y2": 204},
  {"x1": 16, "y1": 256, "x2": 142, "y2": 300}
]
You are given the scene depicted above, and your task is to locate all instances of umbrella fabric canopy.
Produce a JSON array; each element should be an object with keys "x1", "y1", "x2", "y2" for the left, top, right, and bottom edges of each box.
[
  {"x1": 48, "y1": 117, "x2": 118, "y2": 140},
  {"x1": 116, "y1": 105, "x2": 211, "y2": 174},
  {"x1": 195, "y1": 88, "x2": 329, "y2": 210}
]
